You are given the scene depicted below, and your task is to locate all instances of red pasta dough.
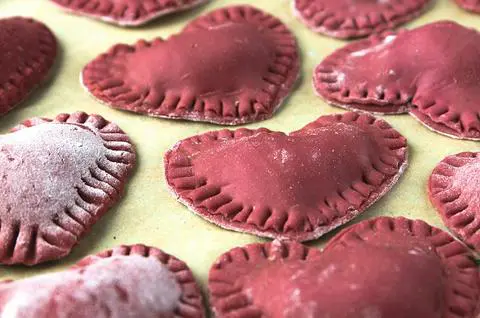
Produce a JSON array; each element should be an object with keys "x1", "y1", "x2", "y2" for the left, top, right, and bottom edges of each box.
[
  {"x1": 293, "y1": 0, "x2": 432, "y2": 39},
  {"x1": 0, "y1": 17, "x2": 56, "y2": 115},
  {"x1": 165, "y1": 112, "x2": 407, "y2": 241},
  {"x1": 0, "y1": 112, "x2": 136, "y2": 265},
  {"x1": 429, "y1": 152, "x2": 480, "y2": 253},
  {"x1": 315, "y1": 21, "x2": 480, "y2": 140},
  {"x1": 208, "y1": 217, "x2": 479, "y2": 317},
  {"x1": 50, "y1": 0, "x2": 208, "y2": 26},
  {"x1": 0, "y1": 244, "x2": 205, "y2": 317},
  {"x1": 82, "y1": 5, "x2": 300, "y2": 125}
]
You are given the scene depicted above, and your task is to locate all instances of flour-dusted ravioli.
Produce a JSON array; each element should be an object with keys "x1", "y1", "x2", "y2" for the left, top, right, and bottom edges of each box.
[
  {"x1": 0, "y1": 244, "x2": 205, "y2": 317},
  {"x1": 0, "y1": 112, "x2": 136, "y2": 265},
  {"x1": 208, "y1": 217, "x2": 480, "y2": 318},
  {"x1": 50, "y1": 0, "x2": 209, "y2": 27},
  {"x1": 0, "y1": 17, "x2": 57, "y2": 116},
  {"x1": 293, "y1": 0, "x2": 432, "y2": 39},
  {"x1": 454, "y1": 0, "x2": 480, "y2": 13},
  {"x1": 82, "y1": 5, "x2": 300, "y2": 125},
  {"x1": 315, "y1": 21, "x2": 480, "y2": 140},
  {"x1": 165, "y1": 112, "x2": 407, "y2": 241},
  {"x1": 429, "y1": 152, "x2": 480, "y2": 253}
]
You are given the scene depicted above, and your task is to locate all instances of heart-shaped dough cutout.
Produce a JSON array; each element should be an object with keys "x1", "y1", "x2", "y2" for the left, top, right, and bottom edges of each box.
[
  {"x1": 165, "y1": 112, "x2": 407, "y2": 241},
  {"x1": 293, "y1": 0, "x2": 432, "y2": 39},
  {"x1": 0, "y1": 112, "x2": 135, "y2": 265},
  {"x1": 82, "y1": 5, "x2": 300, "y2": 125},
  {"x1": 50, "y1": 0, "x2": 209, "y2": 27},
  {"x1": 0, "y1": 17, "x2": 57, "y2": 116},
  {"x1": 429, "y1": 152, "x2": 480, "y2": 253},
  {"x1": 453, "y1": 0, "x2": 480, "y2": 13},
  {"x1": 315, "y1": 21, "x2": 480, "y2": 140},
  {"x1": 209, "y1": 217, "x2": 480, "y2": 318},
  {"x1": 0, "y1": 244, "x2": 205, "y2": 317}
]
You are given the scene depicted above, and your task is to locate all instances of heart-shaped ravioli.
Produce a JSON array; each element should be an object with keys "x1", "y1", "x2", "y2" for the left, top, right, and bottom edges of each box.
[
  {"x1": 0, "y1": 17, "x2": 57, "y2": 116},
  {"x1": 293, "y1": 0, "x2": 431, "y2": 39},
  {"x1": 0, "y1": 112, "x2": 135, "y2": 265},
  {"x1": 0, "y1": 244, "x2": 205, "y2": 317},
  {"x1": 208, "y1": 217, "x2": 480, "y2": 318},
  {"x1": 453, "y1": 0, "x2": 480, "y2": 13},
  {"x1": 315, "y1": 21, "x2": 480, "y2": 140},
  {"x1": 50, "y1": 0, "x2": 209, "y2": 27},
  {"x1": 429, "y1": 152, "x2": 480, "y2": 253},
  {"x1": 165, "y1": 112, "x2": 407, "y2": 241},
  {"x1": 82, "y1": 5, "x2": 300, "y2": 125}
]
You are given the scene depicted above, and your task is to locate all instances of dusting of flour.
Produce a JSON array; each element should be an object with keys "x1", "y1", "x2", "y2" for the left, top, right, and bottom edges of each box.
[
  {"x1": 350, "y1": 35, "x2": 396, "y2": 58},
  {"x1": 0, "y1": 123, "x2": 106, "y2": 224},
  {"x1": 0, "y1": 255, "x2": 181, "y2": 318},
  {"x1": 449, "y1": 160, "x2": 480, "y2": 208}
]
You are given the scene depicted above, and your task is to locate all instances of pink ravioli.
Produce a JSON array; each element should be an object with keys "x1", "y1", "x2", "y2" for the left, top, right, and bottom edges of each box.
[
  {"x1": 82, "y1": 5, "x2": 300, "y2": 125},
  {"x1": 293, "y1": 0, "x2": 431, "y2": 39},
  {"x1": 454, "y1": 0, "x2": 480, "y2": 13},
  {"x1": 165, "y1": 112, "x2": 407, "y2": 241},
  {"x1": 0, "y1": 112, "x2": 136, "y2": 265},
  {"x1": 0, "y1": 17, "x2": 57, "y2": 116},
  {"x1": 0, "y1": 244, "x2": 205, "y2": 317},
  {"x1": 429, "y1": 152, "x2": 480, "y2": 253},
  {"x1": 50, "y1": 0, "x2": 209, "y2": 26},
  {"x1": 208, "y1": 217, "x2": 480, "y2": 318},
  {"x1": 315, "y1": 21, "x2": 480, "y2": 140}
]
